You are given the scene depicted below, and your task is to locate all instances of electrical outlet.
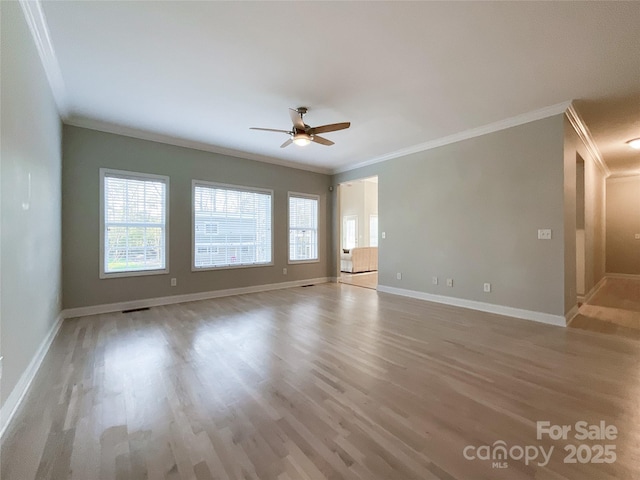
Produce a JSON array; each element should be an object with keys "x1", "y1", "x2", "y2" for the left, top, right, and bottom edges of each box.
[
  {"x1": 382, "y1": 232, "x2": 386, "y2": 239},
  {"x1": 396, "y1": 272, "x2": 402, "y2": 280},
  {"x1": 170, "y1": 278, "x2": 177, "y2": 287},
  {"x1": 283, "y1": 267, "x2": 287, "y2": 275},
  {"x1": 484, "y1": 283, "x2": 491, "y2": 293},
  {"x1": 432, "y1": 276, "x2": 438, "y2": 285},
  {"x1": 446, "y1": 278, "x2": 453, "y2": 287},
  {"x1": 537, "y1": 229, "x2": 552, "y2": 240}
]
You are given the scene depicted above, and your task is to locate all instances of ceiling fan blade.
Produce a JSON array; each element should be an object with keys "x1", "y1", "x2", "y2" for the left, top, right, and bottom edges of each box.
[
  {"x1": 311, "y1": 135, "x2": 334, "y2": 146},
  {"x1": 280, "y1": 138, "x2": 293, "y2": 148},
  {"x1": 289, "y1": 108, "x2": 306, "y2": 131},
  {"x1": 307, "y1": 122, "x2": 350, "y2": 135},
  {"x1": 250, "y1": 127, "x2": 291, "y2": 134}
]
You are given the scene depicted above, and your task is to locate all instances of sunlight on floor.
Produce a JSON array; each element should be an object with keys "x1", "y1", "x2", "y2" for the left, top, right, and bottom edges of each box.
[{"x1": 339, "y1": 271, "x2": 378, "y2": 290}]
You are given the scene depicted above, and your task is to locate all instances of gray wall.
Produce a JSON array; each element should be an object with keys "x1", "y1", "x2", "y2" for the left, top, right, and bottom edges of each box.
[
  {"x1": 333, "y1": 115, "x2": 566, "y2": 316},
  {"x1": 1, "y1": 2, "x2": 62, "y2": 406},
  {"x1": 606, "y1": 175, "x2": 640, "y2": 274},
  {"x1": 563, "y1": 119, "x2": 606, "y2": 311},
  {"x1": 62, "y1": 126, "x2": 332, "y2": 309}
]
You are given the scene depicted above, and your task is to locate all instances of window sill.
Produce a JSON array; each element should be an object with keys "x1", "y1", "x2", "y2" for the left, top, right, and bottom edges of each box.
[
  {"x1": 100, "y1": 268, "x2": 169, "y2": 279},
  {"x1": 288, "y1": 259, "x2": 320, "y2": 265},
  {"x1": 192, "y1": 262, "x2": 274, "y2": 272}
]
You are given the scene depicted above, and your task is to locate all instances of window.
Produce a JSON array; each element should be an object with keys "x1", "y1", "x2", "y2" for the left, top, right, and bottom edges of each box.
[
  {"x1": 369, "y1": 214, "x2": 379, "y2": 247},
  {"x1": 343, "y1": 215, "x2": 358, "y2": 249},
  {"x1": 193, "y1": 181, "x2": 272, "y2": 269},
  {"x1": 289, "y1": 193, "x2": 319, "y2": 263},
  {"x1": 100, "y1": 169, "x2": 169, "y2": 278}
]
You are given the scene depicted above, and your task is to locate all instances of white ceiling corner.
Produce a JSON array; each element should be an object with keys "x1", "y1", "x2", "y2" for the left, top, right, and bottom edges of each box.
[
  {"x1": 63, "y1": 116, "x2": 333, "y2": 175},
  {"x1": 18, "y1": 0, "x2": 69, "y2": 118},
  {"x1": 334, "y1": 101, "x2": 572, "y2": 174}
]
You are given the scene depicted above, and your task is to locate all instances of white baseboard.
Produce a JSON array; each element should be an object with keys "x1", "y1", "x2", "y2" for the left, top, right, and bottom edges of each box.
[
  {"x1": 0, "y1": 313, "x2": 63, "y2": 439},
  {"x1": 62, "y1": 277, "x2": 332, "y2": 319},
  {"x1": 576, "y1": 277, "x2": 604, "y2": 305},
  {"x1": 377, "y1": 285, "x2": 566, "y2": 327},
  {"x1": 605, "y1": 273, "x2": 640, "y2": 280},
  {"x1": 566, "y1": 304, "x2": 580, "y2": 325},
  {"x1": 583, "y1": 276, "x2": 608, "y2": 304}
]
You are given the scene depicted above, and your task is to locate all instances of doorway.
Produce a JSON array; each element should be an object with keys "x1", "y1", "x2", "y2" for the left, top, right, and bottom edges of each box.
[{"x1": 337, "y1": 176, "x2": 378, "y2": 289}]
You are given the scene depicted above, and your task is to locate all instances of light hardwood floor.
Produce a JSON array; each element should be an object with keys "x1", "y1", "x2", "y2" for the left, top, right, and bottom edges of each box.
[
  {"x1": 2, "y1": 283, "x2": 639, "y2": 480},
  {"x1": 570, "y1": 277, "x2": 640, "y2": 337},
  {"x1": 339, "y1": 272, "x2": 378, "y2": 290}
]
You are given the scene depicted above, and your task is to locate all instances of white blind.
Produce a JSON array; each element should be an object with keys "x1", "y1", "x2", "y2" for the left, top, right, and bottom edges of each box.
[
  {"x1": 194, "y1": 183, "x2": 272, "y2": 268},
  {"x1": 289, "y1": 194, "x2": 318, "y2": 261},
  {"x1": 103, "y1": 172, "x2": 167, "y2": 274}
]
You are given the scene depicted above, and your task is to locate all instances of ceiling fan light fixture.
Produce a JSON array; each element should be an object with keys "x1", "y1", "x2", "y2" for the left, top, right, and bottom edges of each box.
[
  {"x1": 626, "y1": 138, "x2": 640, "y2": 150},
  {"x1": 293, "y1": 133, "x2": 311, "y2": 146}
]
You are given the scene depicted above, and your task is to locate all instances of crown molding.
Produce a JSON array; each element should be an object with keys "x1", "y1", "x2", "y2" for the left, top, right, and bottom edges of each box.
[
  {"x1": 64, "y1": 117, "x2": 332, "y2": 175},
  {"x1": 565, "y1": 103, "x2": 610, "y2": 178},
  {"x1": 19, "y1": 0, "x2": 69, "y2": 118},
  {"x1": 606, "y1": 172, "x2": 640, "y2": 182},
  {"x1": 333, "y1": 101, "x2": 572, "y2": 175}
]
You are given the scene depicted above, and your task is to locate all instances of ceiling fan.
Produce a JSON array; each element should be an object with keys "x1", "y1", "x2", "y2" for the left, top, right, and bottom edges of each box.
[{"x1": 250, "y1": 107, "x2": 350, "y2": 148}]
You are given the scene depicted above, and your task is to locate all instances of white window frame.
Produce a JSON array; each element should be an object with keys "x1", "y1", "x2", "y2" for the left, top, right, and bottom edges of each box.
[
  {"x1": 192, "y1": 180, "x2": 274, "y2": 271},
  {"x1": 99, "y1": 168, "x2": 170, "y2": 279},
  {"x1": 288, "y1": 192, "x2": 320, "y2": 264},
  {"x1": 343, "y1": 215, "x2": 358, "y2": 250},
  {"x1": 369, "y1": 214, "x2": 379, "y2": 247}
]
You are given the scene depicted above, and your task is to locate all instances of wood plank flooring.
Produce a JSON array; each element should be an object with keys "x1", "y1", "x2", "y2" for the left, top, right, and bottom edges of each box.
[
  {"x1": 339, "y1": 272, "x2": 378, "y2": 290},
  {"x1": 2, "y1": 283, "x2": 639, "y2": 480},
  {"x1": 588, "y1": 277, "x2": 640, "y2": 313},
  {"x1": 570, "y1": 277, "x2": 640, "y2": 338}
]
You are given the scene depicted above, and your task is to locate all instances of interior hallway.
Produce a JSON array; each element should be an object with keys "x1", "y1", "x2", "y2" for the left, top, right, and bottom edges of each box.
[{"x1": 570, "y1": 276, "x2": 640, "y2": 339}]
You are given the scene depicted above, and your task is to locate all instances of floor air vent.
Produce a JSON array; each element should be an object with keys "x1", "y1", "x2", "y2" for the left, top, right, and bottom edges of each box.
[{"x1": 122, "y1": 307, "x2": 150, "y2": 313}]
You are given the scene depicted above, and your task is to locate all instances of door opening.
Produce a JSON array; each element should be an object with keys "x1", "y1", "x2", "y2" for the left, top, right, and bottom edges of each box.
[{"x1": 337, "y1": 176, "x2": 378, "y2": 290}]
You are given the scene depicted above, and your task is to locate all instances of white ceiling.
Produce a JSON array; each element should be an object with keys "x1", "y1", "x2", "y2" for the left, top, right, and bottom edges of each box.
[{"x1": 34, "y1": 1, "x2": 640, "y2": 174}]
